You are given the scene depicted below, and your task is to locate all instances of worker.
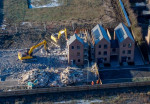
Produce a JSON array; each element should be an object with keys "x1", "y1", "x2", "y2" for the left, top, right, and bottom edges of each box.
[
  {"x1": 100, "y1": 79, "x2": 102, "y2": 85},
  {"x1": 96, "y1": 79, "x2": 100, "y2": 84},
  {"x1": 91, "y1": 81, "x2": 94, "y2": 85}
]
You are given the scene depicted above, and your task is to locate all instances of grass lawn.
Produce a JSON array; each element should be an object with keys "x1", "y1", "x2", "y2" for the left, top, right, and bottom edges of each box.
[{"x1": 3, "y1": 0, "x2": 119, "y2": 25}]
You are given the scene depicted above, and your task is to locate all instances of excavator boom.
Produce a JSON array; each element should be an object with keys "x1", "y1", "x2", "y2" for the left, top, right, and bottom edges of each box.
[
  {"x1": 58, "y1": 28, "x2": 67, "y2": 40},
  {"x1": 18, "y1": 40, "x2": 47, "y2": 61},
  {"x1": 51, "y1": 28, "x2": 67, "y2": 43},
  {"x1": 28, "y1": 40, "x2": 47, "y2": 55}
]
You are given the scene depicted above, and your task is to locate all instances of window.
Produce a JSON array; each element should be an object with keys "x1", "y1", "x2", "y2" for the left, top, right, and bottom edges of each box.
[
  {"x1": 98, "y1": 51, "x2": 101, "y2": 55},
  {"x1": 104, "y1": 58, "x2": 107, "y2": 61},
  {"x1": 73, "y1": 60, "x2": 76, "y2": 64},
  {"x1": 128, "y1": 57, "x2": 131, "y2": 60},
  {"x1": 77, "y1": 52, "x2": 80, "y2": 56},
  {"x1": 112, "y1": 48, "x2": 116, "y2": 52},
  {"x1": 84, "y1": 49, "x2": 87, "y2": 52},
  {"x1": 128, "y1": 50, "x2": 131, "y2": 54},
  {"x1": 104, "y1": 44, "x2": 107, "y2": 49},
  {"x1": 122, "y1": 50, "x2": 125, "y2": 54},
  {"x1": 104, "y1": 51, "x2": 107, "y2": 55},
  {"x1": 77, "y1": 46, "x2": 80, "y2": 49},
  {"x1": 72, "y1": 46, "x2": 74, "y2": 49},
  {"x1": 78, "y1": 59, "x2": 80, "y2": 62},
  {"x1": 123, "y1": 44, "x2": 126, "y2": 47},
  {"x1": 99, "y1": 45, "x2": 101, "y2": 48},
  {"x1": 128, "y1": 43, "x2": 132, "y2": 48}
]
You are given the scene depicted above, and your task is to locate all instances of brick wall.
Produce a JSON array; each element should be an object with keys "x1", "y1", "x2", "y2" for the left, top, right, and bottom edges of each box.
[
  {"x1": 68, "y1": 39, "x2": 84, "y2": 66},
  {"x1": 95, "y1": 39, "x2": 111, "y2": 63},
  {"x1": 119, "y1": 37, "x2": 135, "y2": 63}
]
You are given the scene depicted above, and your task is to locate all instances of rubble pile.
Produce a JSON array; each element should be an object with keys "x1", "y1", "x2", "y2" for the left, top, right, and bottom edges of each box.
[
  {"x1": 20, "y1": 69, "x2": 60, "y2": 87},
  {"x1": 19, "y1": 67, "x2": 97, "y2": 87},
  {"x1": 60, "y1": 67, "x2": 86, "y2": 85}
]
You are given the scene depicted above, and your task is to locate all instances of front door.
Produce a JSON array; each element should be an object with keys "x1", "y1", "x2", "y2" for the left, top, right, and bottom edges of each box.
[{"x1": 121, "y1": 56, "x2": 127, "y2": 62}]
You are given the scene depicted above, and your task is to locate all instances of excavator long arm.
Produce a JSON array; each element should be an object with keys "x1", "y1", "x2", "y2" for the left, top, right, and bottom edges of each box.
[
  {"x1": 58, "y1": 28, "x2": 67, "y2": 40},
  {"x1": 28, "y1": 40, "x2": 47, "y2": 55}
]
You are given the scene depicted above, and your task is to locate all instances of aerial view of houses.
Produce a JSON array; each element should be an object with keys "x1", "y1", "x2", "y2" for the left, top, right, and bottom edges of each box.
[{"x1": 1, "y1": 0, "x2": 150, "y2": 103}]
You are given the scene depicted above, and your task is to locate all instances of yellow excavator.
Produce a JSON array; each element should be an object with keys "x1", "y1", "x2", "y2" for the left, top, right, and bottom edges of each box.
[
  {"x1": 18, "y1": 40, "x2": 48, "y2": 61},
  {"x1": 51, "y1": 28, "x2": 67, "y2": 43}
]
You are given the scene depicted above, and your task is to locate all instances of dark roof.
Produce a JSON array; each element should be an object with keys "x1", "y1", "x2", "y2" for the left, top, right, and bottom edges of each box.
[
  {"x1": 91, "y1": 24, "x2": 110, "y2": 44},
  {"x1": 115, "y1": 23, "x2": 134, "y2": 43}
]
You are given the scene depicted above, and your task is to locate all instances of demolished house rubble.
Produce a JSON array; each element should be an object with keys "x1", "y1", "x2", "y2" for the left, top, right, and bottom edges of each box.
[{"x1": 19, "y1": 66, "x2": 98, "y2": 87}]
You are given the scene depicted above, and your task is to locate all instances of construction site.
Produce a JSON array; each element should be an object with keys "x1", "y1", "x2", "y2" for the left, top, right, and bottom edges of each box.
[
  {"x1": 0, "y1": 0, "x2": 150, "y2": 96},
  {"x1": 0, "y1": 0, "x2": 127, "y2": 90}
]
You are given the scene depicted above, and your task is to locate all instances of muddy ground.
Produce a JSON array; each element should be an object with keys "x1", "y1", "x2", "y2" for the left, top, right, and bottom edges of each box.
[{"x1": 0, "y1": 0, "x2": 125, "y2": 49}]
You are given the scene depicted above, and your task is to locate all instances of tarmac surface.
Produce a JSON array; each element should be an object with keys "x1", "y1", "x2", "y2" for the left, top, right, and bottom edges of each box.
[{"x1": 99, "y1": 67, "x2": 150, "y2": 84}]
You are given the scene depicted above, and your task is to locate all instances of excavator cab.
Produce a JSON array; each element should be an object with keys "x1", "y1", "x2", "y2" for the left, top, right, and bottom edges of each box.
[{"x1": 18, "y1": 40, "x2": 47, "y2": 61}]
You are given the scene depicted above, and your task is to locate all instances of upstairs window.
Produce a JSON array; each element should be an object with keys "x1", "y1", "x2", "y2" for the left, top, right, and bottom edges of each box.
[
  {"x1": 128, "y1": 43, "x2": 132, "y2": 48},
  {"x1": 72, "y1": 46, "x2": 74, "y2": 49},
  {"x1": 123, "y1": 44, "x2": 126, "y2": 47},
  {"x1": 77, "y1": 46, "x2": 80, "y2": 49},
  {"x1": 98, "y1": 51, "x2": 101, "y2": 55},
  {"x1": 128, "y1": 50, "x2": 131, "y2": 54},
  {"x1": 99, "y1": 45, "x2": 101, "y2": 48},
  {"x1": 122, "y1": 50, "x2": 125, "y2": 54},
  {"x1": 77, "y1": 52, "x2": 80, "y2": 56},
  {"x1": 112, "y1": 48, "x2": 116, "y2": 52},
  {"x1": 104, "y1": 44, "x2": 107, "y2": 49},
  {"x1": 104, "y1": 51, "x2": 107, "y2": 55}
]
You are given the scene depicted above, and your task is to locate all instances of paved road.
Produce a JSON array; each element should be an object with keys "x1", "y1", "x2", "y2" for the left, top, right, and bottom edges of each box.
[{"x1": 99, "y1": 67, "x2": 150, "y2": 82}]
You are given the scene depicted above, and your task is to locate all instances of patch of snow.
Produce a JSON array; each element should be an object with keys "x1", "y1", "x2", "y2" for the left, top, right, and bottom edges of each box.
[{"x1": 31, "y1": 0, "x2": 63, "y2": 8}]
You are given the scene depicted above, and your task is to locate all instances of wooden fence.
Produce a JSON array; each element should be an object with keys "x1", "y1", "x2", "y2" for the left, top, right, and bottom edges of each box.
[{"x1": 0, "y1": 81, "x2": 150, "y2": 97}]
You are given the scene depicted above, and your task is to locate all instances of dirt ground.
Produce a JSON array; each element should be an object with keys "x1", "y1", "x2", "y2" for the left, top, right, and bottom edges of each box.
[{"x1": 0, "y1": 0, "x2": 126, "y2": 50}]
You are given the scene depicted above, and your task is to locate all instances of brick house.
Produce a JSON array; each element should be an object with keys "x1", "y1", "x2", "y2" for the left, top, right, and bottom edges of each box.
[
  {"x1": 91, "y1": 24, "x2": 111, "y2": 63},
  {"x1": 67, "y1": 34, "x2": 88, "y2": 66},
  {"x1": 114, "y1": 23, "x2": 135, "y2": 63}
]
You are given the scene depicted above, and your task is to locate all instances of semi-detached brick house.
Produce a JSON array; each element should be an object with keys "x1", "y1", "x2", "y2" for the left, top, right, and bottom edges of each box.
[
  {"x1": 67, "y1": 34, "x2": 88, "y2": 66},
  {"x1": 67, "y1": 23, "x2": 135, "y2": 66},
  {"x1": 114, "y1": 23, "x2": 135, "y2": 63},
  {"x1": 91, "y1": 24, "x2": 111, "y2": 63}
]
